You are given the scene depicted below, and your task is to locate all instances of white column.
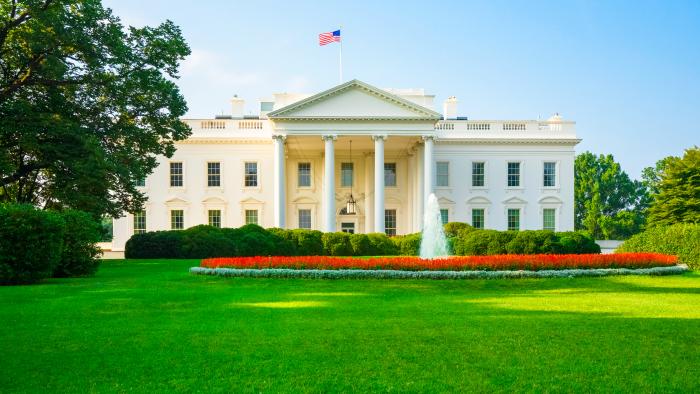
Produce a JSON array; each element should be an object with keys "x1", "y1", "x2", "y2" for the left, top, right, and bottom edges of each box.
[
  {"x1": 323, "y1": 135, "x2": 337, "y2": 232},
  {"x1": 373, "y1": 135, "x2": 386, "y2": 233},
  {"x1": 417, "y1": 144, "x2": 424, "y2": 231},
  {"x1": 272, "y1": 135, "x2": 286, "y2": 228},
  {"x1": 423, "y1": 135, "x2": 435, "y2": 207}
]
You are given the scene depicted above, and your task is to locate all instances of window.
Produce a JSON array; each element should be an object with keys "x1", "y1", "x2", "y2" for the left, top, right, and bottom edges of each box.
[
  {"x1": 472, "y1": 162, "x2": 485, "y2": 187},
  {"x1": 384, "y1": 163, "x2": 397, "y2": 187},
  {"x1": 170, "y1": 162, "x2": 183, "y2": 187},
  {"x1": 133, "y1": 210, "x2": 146, "y2": 234},
  {"x1": 440, "y1": 209, "x2": 449, "y2": 225},
  {"x1": 298, "y1": 209, "x2": 311, "y2": 229},
  {"x1": 245, "y1": 209, "x2": 258, "y2": 225},
  {"x1": 135, "y1": 177, "x2": 145, "y2": 187},
  {"x1": 341, "y1": 222, "x2": 355, "y2": 234},
  {"x1": 543, "y1": 162, "x2": 556, "y2": 187},
  {"x1": 507, "y1": 209, "x2": 520, "y2": 231},
  {"x1": 208, "y1": 209, "x2": 221, "y2": 228},
  {"x1": 436, "y1": 161, "x2": 449, "y2": 187},
  {"x1": 543, "y1": 208, "x2": 556, "y2": 231},
  {"x1": 170, "y1": 210, "x2": 184, "y2": 230},
  {"x1": 341, "y1": 162, "x2": 353, "y2": 187},
  {"x1": 244, "y1": 162, "x2": 257, "y2": 187},
  {"x1": 298, "y1": 162, "x2": 311, "y2": 187},
  {"x1": 384, "y1": 209, "x2": 397, "y2": 236},
  {"x1": 472, "y1": 209, "x2": 484, "y2": 229},
  {"x1": 207, "y1": 162, "x2": 221, "y2": 187},
  {"x1": 507, "y1": 162, "x2": 520, "y2": 187}
]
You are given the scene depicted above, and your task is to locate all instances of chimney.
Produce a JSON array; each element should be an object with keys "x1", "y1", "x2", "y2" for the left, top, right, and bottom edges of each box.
[
  {"x1": 443, "y1": 96, "x2": 458, "y2": 120},
  {"x1": 231, "y1": 95, "x2": 245, "y2": 118}
]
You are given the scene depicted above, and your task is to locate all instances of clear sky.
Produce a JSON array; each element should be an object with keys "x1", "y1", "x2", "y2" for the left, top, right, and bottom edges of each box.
[{"x1": 103, "y1": 0, "x2": 699, "y2": 178}]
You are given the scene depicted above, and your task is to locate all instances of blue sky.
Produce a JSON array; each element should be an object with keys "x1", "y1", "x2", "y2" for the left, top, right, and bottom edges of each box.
[{"x1": 103, "y1": 0, "x2": 699, "y2": 178}]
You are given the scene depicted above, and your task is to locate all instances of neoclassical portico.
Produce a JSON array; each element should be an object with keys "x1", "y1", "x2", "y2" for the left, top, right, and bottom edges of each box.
[{"x1": 267, "y1": 79, "x2": 441, "y2": 233}]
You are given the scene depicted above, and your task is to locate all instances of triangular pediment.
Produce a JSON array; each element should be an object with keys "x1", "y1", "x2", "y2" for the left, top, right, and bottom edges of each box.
[
  {"x1": 267, "y1": 79, "x2": 441, "y2": 120},
  {"x1": 503, "y1": 196, "x2": 528, "y2": 205},
  {"x1": 165, "y1": 197, "x2": 189, "y2": 205}
]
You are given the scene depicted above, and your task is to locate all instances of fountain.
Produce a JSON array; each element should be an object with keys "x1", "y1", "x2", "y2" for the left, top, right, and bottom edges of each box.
[{"x1": 419, "y1": 193, "x2": 450, "y2": 259}]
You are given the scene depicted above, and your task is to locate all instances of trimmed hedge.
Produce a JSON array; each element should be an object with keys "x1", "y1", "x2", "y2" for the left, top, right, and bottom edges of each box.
[
  {"x1": 53, "y1": 210, "x2": 102, "y2": 277},
  {"x1": 0, "y1": 204, "x2": 65, "y2": 284},
  {"x1": 125, "y1": 225, "x2": 398, "y2": 259},
  {"x1": 0, "y1": 204, "x2": 102, "y2": 284},
  {"x1": 124, "y1": 222, "x2": 600, "y2": 259},
  {"x1": 617, "y1": 224, "x2": 700, "y2": 270}
]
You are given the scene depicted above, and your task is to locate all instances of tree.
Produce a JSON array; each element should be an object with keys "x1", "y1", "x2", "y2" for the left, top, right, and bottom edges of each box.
[
  {"x1": 641, "y1": 155, "x2": 675, "y2": 200},
  {"x1": 647, "y1": 147, "x2": 700, "y2": 225},
  {"x1": 574, "y1": 152, "x2": 648, "y2": 239},
  {"x1": 0, "y1": 0, "x2": 191, "y2": 218}
]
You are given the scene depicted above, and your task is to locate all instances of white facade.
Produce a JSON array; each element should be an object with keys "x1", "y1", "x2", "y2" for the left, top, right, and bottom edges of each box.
[{"x1": 112, "y1": 80, "x2": 580, "y2": 251}]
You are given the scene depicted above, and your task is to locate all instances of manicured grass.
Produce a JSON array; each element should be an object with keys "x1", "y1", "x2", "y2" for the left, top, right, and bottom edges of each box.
[{"x1": 1, "y1": 260, "x2": 699, "y2": 393}]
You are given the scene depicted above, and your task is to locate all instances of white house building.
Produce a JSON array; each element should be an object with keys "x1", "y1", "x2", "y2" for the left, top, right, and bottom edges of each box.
[{"x1": 111, "y1": 79, "x2": 580, "y2": 251}]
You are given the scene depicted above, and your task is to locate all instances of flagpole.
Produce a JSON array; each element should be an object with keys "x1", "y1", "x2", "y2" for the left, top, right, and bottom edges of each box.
[{"x1": 339, "y1": 26, "x2": 343, "y2": 84}]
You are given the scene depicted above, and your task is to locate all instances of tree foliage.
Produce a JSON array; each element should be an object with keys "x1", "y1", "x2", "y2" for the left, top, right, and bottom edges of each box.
[
  {"x1": 647, "y1": 147, "x2": 700, "y2": 225},
  {"x1": 574, "y1": 152, "x2": 648, "y2": 239},
  {"x1": 0, "y1": 0, "x2": 191, "y2": 218}
]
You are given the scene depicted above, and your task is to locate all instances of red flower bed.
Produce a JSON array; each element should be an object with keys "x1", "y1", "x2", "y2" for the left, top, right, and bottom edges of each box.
[{"x1": 200, "y1": 253, "x2": 677, "y2": 272}]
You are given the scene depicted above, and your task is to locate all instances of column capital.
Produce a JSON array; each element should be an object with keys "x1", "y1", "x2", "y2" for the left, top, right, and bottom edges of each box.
[
  {"x1": 421, "y1": 135, "x2": 436, "y2": 142},
  {"x1": 321, "y1": 134, "x2": 338, "y2": 141},
  {"x1": 272, "y1": 134, "x2": 287, "y2": 142},
  {"x1": 371, "y1": 134, "x2": 387, "y2": 141}
]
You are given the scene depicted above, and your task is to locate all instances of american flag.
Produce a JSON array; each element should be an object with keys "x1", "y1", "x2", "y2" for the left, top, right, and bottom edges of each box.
[{"x1": 319, "y1": 30, "x2": 341, "y2": 46}]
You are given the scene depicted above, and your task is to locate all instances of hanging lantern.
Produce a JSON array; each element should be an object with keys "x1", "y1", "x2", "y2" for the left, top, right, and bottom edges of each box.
[
  {"x1": 345, "y1": 193, "x2": 357, "y2": 215},
  {"x1": 344, "y1": 140, "x2": 357, "y2": 215}
]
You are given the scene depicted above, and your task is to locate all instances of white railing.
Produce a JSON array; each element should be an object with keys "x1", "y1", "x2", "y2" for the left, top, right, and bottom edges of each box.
[
  {"x1": 503, "y1": 123, "x2": 526, "y2": 131},
  {"x1": 201, "y1": 120, "x2": 226, "y2": 129},
  {"x1": 466, "y1": 123, "x2": 491, "y2": 130},
  {"x1": 238, "y1": 120, "x2": 263, "y2": 130},
  {"x1": 435, "y1": 120, "x2": 575, "y2": 134},
  {"x1": 435, "y1": 122, "x2": 455, "y2": 130}
]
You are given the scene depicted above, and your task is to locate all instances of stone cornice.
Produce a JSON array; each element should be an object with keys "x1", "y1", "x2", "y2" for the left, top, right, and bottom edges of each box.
[{"x1": 177, "y1": 138, "x2": 273, "y2": 145}]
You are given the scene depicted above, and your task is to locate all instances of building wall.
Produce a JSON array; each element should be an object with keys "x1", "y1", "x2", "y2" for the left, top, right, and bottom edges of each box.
[{"x1": 112, "y1": 139, "x2": 575, "y2": 251}]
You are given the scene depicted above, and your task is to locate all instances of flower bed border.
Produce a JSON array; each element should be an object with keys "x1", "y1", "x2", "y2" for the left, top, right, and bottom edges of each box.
[
  {"x1": 200, "y1": 253, "x2": 677, "y2": 272},
  {"x1": 190, "y1": 264, "x2": 688, "y2": 280}
]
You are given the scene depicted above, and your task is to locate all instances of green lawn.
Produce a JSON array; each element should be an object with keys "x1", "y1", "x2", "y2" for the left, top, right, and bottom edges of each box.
[{"x1": 1, "y1": 260, "x2": 699, "y2": 393}]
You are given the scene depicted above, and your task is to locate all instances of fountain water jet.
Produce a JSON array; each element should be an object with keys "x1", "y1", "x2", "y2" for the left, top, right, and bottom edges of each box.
[{"x1": 419, "y1": 193, "x2": 450, "y2": 259}]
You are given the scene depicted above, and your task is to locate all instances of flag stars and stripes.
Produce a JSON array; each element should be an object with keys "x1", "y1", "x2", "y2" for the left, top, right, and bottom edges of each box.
[{"x1": 319, "y1": 29, "x2": 341, "y2": 46}]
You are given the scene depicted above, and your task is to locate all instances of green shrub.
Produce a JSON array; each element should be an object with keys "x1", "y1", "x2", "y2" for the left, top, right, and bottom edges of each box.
[
  {"x1": 349, "y1": 233, "x2": 371, "y2": 256},
  {"x1": 444, "y1": 222, "x2": 474, "y2": 238},
  {"x1": 53, "y1": 210, "x2": 102, "y2": 277},
  {"x1": 180, "y1": 225, "x2": 237, "y2": 258},
  {"x1": 322, "y1": 232, "x2": 353, "y2": 256},
  {"x1": 367, "y1": 233, "x2": 399, "y2": 255},
  {"x1": 558, "y1": 231, "x2": 601, "y2": 254},
  {"x1": 267, "y1": 228, "x2": 298, "y2": 256},
  {"x1": 618, "y1": 224, "x2": 700, "y2": 270},
  {"x1": 0, "y1": 204, "x2": 66, "y2": 284},
  {"x1": 125, "y1": 230, "x2": 185, "y2": 258},
  {"x1": 505, "y1": 231, "x2": 562, "y2": 255},
  {"x1": 288, "y1": 229, "x2": 324, "y2": 255},
  {"x1": 452, "y1": 230, "x2": 597, "y2": 256},
  {"x1": 392, "y1": 233, "x2": 422, "y2": 256}
]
